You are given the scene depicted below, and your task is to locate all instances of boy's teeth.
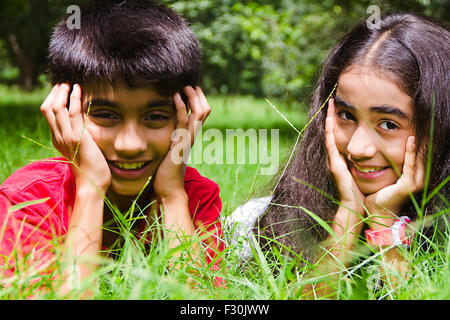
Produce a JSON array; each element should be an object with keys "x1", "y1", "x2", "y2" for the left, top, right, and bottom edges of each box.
[
  {"x1": 114, "y1": 162, "x2": 146, "y2": 170},
  {"x1": 355, "y1": 166, "x2": 385, "y2": 173}
]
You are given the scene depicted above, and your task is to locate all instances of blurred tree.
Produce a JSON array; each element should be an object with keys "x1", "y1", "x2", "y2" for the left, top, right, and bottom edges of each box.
[
  {"x1": 0, "y1": 0, "x2": 448, "y2": 96},
  {"x1": 165, "y1": 0, "x2": 449, "y2": 104},
  {"x1": 0, "y1": 0, "x2": 76, "y2": 90}
]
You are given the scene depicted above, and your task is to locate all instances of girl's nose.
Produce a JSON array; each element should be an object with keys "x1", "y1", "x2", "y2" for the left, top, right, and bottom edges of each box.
[
  {"x1": 114, "y1": 122, "x2": 148, "y2": 157},
  {"x1": 346, "y1": 126, "x2": 377, "y2": 160}
]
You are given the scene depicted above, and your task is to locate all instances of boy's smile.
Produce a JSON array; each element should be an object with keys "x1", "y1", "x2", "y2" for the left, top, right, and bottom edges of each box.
[
  {"x1": 82, "y1": 80, "x2": 177, "y2": 197},
  {"x1": 333, "y1": 65, "x2": 414, "y2": 195}
]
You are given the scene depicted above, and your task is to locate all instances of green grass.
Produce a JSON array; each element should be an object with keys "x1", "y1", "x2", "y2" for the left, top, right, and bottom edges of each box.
[{"x1": 0, "y1": 84, "x2": 449, "y2": 300}]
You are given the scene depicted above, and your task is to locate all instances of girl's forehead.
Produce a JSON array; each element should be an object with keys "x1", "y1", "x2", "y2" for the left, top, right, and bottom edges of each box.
[{"x1": 336, "y1": 65, "x2": 413, "y2": 115}]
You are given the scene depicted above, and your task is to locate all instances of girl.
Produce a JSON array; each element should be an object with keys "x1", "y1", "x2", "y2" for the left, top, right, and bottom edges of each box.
[{"x1": 229, "y1": 12, "x2": 449, "y2": 295}]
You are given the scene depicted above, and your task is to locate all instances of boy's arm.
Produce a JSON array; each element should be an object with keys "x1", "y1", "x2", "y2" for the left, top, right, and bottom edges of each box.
[
  {"x1": 40, "y1": 84, "x2": 111, "y2": 295},
  {"x1": 153, "y1": 86, "x2": 214, "y2": 273}
]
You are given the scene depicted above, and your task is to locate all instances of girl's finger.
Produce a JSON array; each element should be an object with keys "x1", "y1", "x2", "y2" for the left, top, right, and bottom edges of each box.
[
  {"x1": 399, "y1": 136, "x2": 417, "y2": 191},
  {"x1": 325, "y1": 99, "x2": 339, "y2": 161},
  {"x1": 415, "y1": 149, "x2": 426, "y2": 191}
]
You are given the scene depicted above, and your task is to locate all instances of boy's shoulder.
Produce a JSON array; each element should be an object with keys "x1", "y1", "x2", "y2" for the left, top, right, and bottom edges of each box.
[
  {"x1": 0, "y1": 157, "x2": 73, "y2": 194},
  {"x1": 184, "y1": 166, "x2": 221, "y2": 218},
  {"x1": 185, "y1": 166, "x2": 219, "y2": 190}
]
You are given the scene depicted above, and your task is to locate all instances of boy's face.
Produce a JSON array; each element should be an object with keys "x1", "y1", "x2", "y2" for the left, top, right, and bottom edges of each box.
[{"x1": 82, "y1": 80, "x2": 177, "y2": 197}]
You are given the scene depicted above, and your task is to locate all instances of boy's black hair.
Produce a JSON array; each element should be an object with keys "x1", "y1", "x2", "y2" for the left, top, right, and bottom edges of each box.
[{"x1": 48, "y1": 0, "x2": 201, "y2": 95}]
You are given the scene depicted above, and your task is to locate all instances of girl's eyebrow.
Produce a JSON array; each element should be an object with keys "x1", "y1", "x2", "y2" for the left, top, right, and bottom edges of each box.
[{"x1": 334, "y1": 95, "x2": 409, "y2": 119}]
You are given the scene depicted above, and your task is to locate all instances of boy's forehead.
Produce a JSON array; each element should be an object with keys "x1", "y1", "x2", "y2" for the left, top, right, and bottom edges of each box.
[{"x1": 83, "y1": 79, "x2": 170, "y2": 100}]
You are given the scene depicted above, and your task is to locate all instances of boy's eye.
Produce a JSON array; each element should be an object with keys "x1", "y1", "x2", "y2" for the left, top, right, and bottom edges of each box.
[
  {"x1": 90, "y1": 111, "x2": 119, "y2": 120},
  {"x1": 144, "y1": 113, "x2": 169, "y2": 121},
  {"x1": 379, "y1": 120, "x2": 399, "y2": 130},
  {"x1": 337, "y1": 110, "x2": 356, "y2": 121}
]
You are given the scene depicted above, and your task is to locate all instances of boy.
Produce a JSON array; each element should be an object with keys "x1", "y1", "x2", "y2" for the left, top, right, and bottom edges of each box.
[{"x1": 0, "y1": 0, "x2": 225, "y2": 292}]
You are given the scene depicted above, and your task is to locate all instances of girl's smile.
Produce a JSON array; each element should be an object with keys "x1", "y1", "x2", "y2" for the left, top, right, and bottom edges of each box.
[{"x1": 333, "y1": 65, "x2": 414, "y2": 195}]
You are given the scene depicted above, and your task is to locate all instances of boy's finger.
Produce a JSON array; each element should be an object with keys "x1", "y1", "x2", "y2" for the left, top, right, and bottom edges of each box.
[
  {"x1": 53, "y1": 84, "x2": 73, "y2": 141},
  {"x1": 69, "y1": 84, "x2": 84, "y2": 135},
  {"x1": 174, "y1": 92, "x2": 189, "y2": 129},
  {"x1": 195, "y1": 86, "x2": 211, "y2": 122},
  {"x1": 184, "y1": 86, "x2": 202, "y2": 121},
  {"x1": 52, "y1": 83, "x2": 71, "y2": 112},
  {"x1": 40, "y1": 85, "x2": 60, "y2": 137}
]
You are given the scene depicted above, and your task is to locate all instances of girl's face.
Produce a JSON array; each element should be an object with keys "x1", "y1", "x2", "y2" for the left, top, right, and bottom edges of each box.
[
  {"x1": 333, "y1": 65, "x2": 414, "y2": 195},
  {"x1": 82, "y1": 80, "x2": 177, "y2": 197}
]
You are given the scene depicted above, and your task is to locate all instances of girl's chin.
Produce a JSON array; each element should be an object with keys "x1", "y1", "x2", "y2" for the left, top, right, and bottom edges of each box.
[{"x1": 356, "y1": 180, "x2": 393, "y2": 195}]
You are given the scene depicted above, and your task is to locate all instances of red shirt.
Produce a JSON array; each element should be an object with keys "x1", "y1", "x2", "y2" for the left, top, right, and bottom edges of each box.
[{"x1": 0, "y1": 158, "x2": 225, "y2": 285}]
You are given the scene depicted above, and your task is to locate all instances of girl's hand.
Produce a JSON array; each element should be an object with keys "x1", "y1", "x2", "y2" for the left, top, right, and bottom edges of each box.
[
  {"x1": 364, "y1": 136, "x2": 425, "y2": 230},
  {"x1": 325, "y1": 99, "x2": 365, "y2": 212},
  {"x1": 40, "y1": 84, "x2": 111, "y2": 192},
  {"x1": 153, "y1": 86, "x2": 211, "y2": 202}
]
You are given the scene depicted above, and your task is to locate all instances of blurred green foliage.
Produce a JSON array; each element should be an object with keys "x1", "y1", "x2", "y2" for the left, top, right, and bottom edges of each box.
[
  {"x1": 0, "y1": 0, "x2": 448, "y2": 101},
  {"x1": 164, "y1": 0, "x2": 449, "y2": 104}
]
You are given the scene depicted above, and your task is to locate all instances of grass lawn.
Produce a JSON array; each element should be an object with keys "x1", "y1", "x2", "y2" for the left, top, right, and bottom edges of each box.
[{"x1": 0, "y1": 84, "x2": 448, "y2": 300}]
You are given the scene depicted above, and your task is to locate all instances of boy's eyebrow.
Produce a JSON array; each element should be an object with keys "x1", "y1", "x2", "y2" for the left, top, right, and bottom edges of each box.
[
  {"x1": 88, "y1": 98, "x2": 174, "y2": 109},
  {"x1": 334, "y1": 95, "x2": 409, "y2": 119}
]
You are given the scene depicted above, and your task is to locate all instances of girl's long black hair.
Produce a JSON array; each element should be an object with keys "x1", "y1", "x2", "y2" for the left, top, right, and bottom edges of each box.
[{"x1": 256, "y1": 13, "x2": 450, "y2": 263}]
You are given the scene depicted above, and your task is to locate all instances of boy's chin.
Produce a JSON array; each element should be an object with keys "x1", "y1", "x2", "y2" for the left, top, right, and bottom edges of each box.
[{"x1": 109, "y1": 179, "x2": 150, "y2": 197}]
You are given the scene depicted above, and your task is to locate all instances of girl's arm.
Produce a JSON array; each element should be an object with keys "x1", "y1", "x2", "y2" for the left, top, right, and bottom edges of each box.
[
  {"x1": 300, "y1": 100, "x2": 366, "y2": 298},
  {"x1": 363, "y1": 136, "x2": 424, "y2": 284},
  {"x1": 40, "y1": 84, "x2": 111, "y2": 295}
]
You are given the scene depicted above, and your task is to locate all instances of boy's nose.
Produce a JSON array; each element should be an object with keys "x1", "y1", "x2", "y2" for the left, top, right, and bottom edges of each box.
[
  {"x1": 346, "y1": 126, "x2": 377, "y2": 160},
  {"x1": 113, "y1": 123, "x2": 148, "y2": 157}
]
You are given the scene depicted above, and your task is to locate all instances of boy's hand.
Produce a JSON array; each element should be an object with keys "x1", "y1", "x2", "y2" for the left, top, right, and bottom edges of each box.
[
  {"x1": 40, "y1": 83, "x2": 111, "y2": 192},
  {"x1": 153, "y1": 86, "x2": 211, "y2": 202},
  {"x1": 364, "y1": 136, "x2": 425, "y2": 230}
]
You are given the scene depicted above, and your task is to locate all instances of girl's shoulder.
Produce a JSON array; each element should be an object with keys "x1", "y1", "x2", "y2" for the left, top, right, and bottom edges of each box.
[{"x1": 225, "y1": 196, "x2": 273, "y2": 259}]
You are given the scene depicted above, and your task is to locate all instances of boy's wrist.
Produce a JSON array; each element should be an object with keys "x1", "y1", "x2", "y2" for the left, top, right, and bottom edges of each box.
[
  {"x1": 159, "y1": 189, "x2": 189, "y2": 207},
  {"x1": 76, "y1": 182, "x2": 107, "y2": 199}
]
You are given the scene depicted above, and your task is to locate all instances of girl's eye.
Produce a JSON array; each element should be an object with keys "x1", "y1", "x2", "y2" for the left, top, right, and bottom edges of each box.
[
  {"x1": 337, "y1": 110, "x2": 356, "y2": 121},
  {"x1": 379, "y1": 120, "x2": 399, "y2": 130}
]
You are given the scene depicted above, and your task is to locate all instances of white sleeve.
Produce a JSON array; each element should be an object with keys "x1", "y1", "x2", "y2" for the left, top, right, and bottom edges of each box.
[{"x1": 224, "y1": 196, "x2": 273, "y2": 260}]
